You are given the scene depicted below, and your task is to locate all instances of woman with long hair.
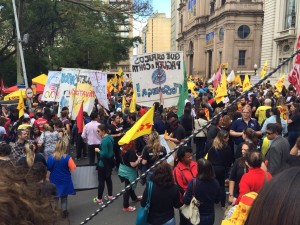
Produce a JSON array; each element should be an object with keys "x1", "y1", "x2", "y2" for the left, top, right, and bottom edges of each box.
[
  {"x1": 194, "y1": 110, "x2": 208, "y2": 160},
  {"x1": 287, "y1": 102, "x2": 300, "y2": 148},
  {"x1": 118, "y1": 141, "x2": 142, "y2": 212},
  {"x1": 262, "y1": 107, "x2": 288, "y2": 136},
  {"x1": 47, "y1": 140, "x2": 76, "y2": 218},
  {"x1": 93, "y1": 124, "x2": 114, "y2": 205},
  {"x1": 38, "y1": 123, "x2": 60, "y2": 159},
  {"x1": 235, "y1": 128, "x2": 259, "y2": 159},
  {"x1": 108, "y1": 114, "x2": 123, "y2": 170},
  {"x1": 207, "y1": 129, "x2": 233, "y2": 209},
  {"x1": 228, "y1": 142, "x2": 256, "y2": 204},
  {"x1": 17, "y1": 143, "x2": 46, "y2": 168},
  {"x1": 141, "y1": 162, "x2": 181, "y2": 225},
  {"x1": 142, "y1": 131, "x2": 167, "y2": 180},
  {"x1": 183, "y1": 159, "x2": 220, "y2": 225}
]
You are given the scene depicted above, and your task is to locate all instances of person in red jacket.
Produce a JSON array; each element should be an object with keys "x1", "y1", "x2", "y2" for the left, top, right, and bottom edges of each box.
[
  {"x1": 236, "y1": 151, "x2": 272, "y2": 204},
  {"x1": 173, "y1": 146, "x2": 197, "y2": 225}
]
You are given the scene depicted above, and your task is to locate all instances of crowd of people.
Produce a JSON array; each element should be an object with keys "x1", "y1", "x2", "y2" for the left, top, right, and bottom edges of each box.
[{"x1": 0, "y1": 78, "x2": 300, "y2": 225}]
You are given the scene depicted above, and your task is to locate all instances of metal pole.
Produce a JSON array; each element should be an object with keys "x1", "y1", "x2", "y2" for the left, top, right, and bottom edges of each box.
[
  {"x1": 12, "y1": 0, "x2": 29, "y2": 89},
  {"x1": 12, "y1": 0, "x2": 31, "y2": 109}
]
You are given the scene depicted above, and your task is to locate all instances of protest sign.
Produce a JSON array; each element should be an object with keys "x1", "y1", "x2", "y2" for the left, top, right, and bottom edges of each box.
[
  {"x1": 131, "y1": 52, "x2": 184, "y2": 107},
  {"x1": 70, "y1": 69, "x2": 96, "y2": 120},
  {"x1": 89, "y1": 70, "x2": 109, "y2": 110},
  {"x1": 41, "y1": 71, "x2": 61, "y2": 102}
]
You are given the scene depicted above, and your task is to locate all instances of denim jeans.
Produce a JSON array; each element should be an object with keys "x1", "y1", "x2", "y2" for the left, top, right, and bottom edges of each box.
[{"x1": 148, "y1": 217, "x2": 176, "y2": 225}]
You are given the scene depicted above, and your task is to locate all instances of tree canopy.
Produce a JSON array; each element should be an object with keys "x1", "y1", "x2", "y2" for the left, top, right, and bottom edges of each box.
[{"x1": 0, "y1": 0, "x2": 152, "y2": 85}]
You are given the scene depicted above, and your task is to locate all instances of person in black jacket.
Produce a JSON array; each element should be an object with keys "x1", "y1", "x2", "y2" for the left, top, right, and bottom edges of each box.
[
  {"x1": 183, "y1": 159, "x2": 220, "y2": 225},
  {"x1": 141, "y1": 162, "x2": 181, "y2": 225}
]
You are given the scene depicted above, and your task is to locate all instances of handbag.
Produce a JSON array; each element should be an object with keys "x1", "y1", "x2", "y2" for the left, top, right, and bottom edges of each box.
[
  {"x1": 136, "y1": 181, "x2": 153, "y2": 225},
  {"x1": 180, "y1": 179, "x2": 200, "y2": 225}
]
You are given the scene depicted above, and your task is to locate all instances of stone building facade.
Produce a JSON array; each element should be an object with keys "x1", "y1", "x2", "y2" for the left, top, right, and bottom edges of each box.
[
  {"x1": 177, "y1": 0, "x2": 264, "y2": 79},
  {"x1": 171, "y1": 0, "x2": 181, "y2": 51},
  {"x1": 261, "y1": 0, "x2": 299, "y2": 80}
]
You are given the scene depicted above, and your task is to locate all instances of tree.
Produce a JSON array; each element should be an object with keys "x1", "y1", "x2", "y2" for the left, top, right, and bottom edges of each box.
[{"x1": 0, "y1": 0, "x2": 152, "y2": 84}]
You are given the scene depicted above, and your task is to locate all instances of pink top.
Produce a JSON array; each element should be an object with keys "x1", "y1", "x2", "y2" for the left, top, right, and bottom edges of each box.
[{"x1": 81, "y1": 121, "x2": 102, "y2": 145}]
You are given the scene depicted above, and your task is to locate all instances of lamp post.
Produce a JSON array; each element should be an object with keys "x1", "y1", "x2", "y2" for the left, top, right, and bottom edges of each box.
[{"x1": 254, "y1": 64, "x2": 258, "y2": 76}]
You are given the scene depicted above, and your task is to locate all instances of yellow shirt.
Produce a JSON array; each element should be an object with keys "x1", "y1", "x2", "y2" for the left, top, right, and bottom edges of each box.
[
  {"x1": 18, "y1": 124, "x2": 32, "y2": 130},
  {"x1": 255, "y1": 106, "x2": 271, "y2": 125}
]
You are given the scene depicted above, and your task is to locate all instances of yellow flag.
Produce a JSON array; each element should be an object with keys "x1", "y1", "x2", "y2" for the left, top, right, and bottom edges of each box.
[
  {"x1": 235, "y1": 74, "x2": 242, "y2": 86},
  {"x1": 118, "y1": 68, "x2": 124, "y2": 77},
  {"x1": 122, "y1": 95, "x2": 126, "y2": 112},
  {"x1": 261, "y1": 60, "x2": 268, "y2": 78},
  {"x1": 129, "y1": 90, "x2": 136, "y2": 113},
  {"x1": 243, "y1": 74, "x2": 251, "y2": 92},
  {"x1": 118, "y1": 77, "x2": 123, "y2": 91},
  {"x1": 118, "y1": 106, "x2": 154, "y2": 145},
  {"x1": 215, "y1": 72, "x2": 227, "y2": 103},
  {"x1": 187, "y1": 81, "x2": 197, "y2": 97},
  {"x1": 275, "y1": 74, "x2": 285, "y2": 92},
  {"x1": 17, "y1": 89, "x2": 24, "y2": 118}
]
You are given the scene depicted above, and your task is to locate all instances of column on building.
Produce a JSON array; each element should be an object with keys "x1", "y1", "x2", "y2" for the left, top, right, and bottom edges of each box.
[{"x1": 223, "y1": 23, "x2": 236, "y2": 70}]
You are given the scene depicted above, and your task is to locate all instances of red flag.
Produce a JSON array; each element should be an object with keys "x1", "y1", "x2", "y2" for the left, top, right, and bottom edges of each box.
[
  {"x1": 295, "y1": 35, "x2": 300, "y2": 64},
  {"x1": 288, "y1": 35, "x2": 300, "y2": 95},
  {"x1": 76, "y1": 102, "x2": 84, "y2": 133},
  {"x1": 213, "y1": 67, "x2": 222, "y2": 90}
]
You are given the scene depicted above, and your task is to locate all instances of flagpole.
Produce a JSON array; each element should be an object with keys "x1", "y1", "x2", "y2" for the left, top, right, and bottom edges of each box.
[{"x1": 12, "y1": 0, "x2": 31, "y2": 109}]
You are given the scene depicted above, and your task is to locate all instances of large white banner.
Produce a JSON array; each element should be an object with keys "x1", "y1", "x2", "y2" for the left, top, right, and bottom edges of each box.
[
  {"x1": 131, "y1": 52, "x2": 184, "y2": 107},
  {"x1": 89, "y1": 70, "x2": 109, "y2": 110},
  {"x1": 41, "y1": 71, "x2": 61, "y2": 102}
]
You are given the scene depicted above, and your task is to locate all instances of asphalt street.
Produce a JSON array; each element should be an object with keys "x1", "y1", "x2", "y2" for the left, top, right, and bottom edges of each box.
[{"x1": 64, "y1": 161, "x2": 224, "y2": 225}]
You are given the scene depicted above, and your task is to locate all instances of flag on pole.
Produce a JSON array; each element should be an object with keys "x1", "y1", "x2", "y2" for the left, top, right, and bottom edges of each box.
[
  {"x1": 118, "y1": 105, "x2": 155, "y2": 145},
  {"x1": 177, "y1": 63, "x2": 189, "y2": 118},
  {"x1": 275, "y1": 74, "x2": 285, "y2": 92},
  {"x1": 288, "y1": 35, "x2": 300, "y2": 95},
  {"x1": 235, "y1": 74, "x2": 242, "y2": 86},
  {"x1": 122, "y1": 95, "x2": 126, "y2": 112},
  {"x1": 227, "y1": 70, "x2": 235, "y2": 83},
  {"x1": 129, "y1": 90, "x2": 136, "y2": 113},
  {"x1": 215, "y1": 72, "x2": 227, "y2": 103},
  {"x1": 76, "y1": 101, "x2": 84, "y2": 133},
  {"x1": 213, "y1": 67, "x2": 222, "y2": 90},
  {"x1": 17, "y1": 89, "x2": 24, "y2": 118},
  {"x1": 118, "y1": 68, "x2": 124, "y2": 77},
  {"x1": 261, "y1": 60, "x2": 268, "y2": 78},
  {"x1": 118, "y1": 77, "x2": 123, "y2": 91},
  {"x1": 208, "y1": 73, "x2": 215, "y2": 84},
  {"x1": 243, "y1": 74, "x2": 251, "y2": 92}
]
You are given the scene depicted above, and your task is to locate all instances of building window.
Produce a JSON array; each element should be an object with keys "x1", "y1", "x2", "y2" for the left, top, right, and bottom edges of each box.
[
  {"x1": 221, "y1": 0, "x2": 226, "y2": 6},
  {"x1": 219, "y1": 28, "x2": 224, "y2": 41},
  {"x1": 219, "y1": 51, "x2": 222, "y2": 64},
  {"x1": 237, "y1": 25, "x2": 250, "y2": 39},
  {"x1": 285, "y1": 0, "x2": 296, "y2": 29},
  {"x1": 238, "y1": 50, "x2": 246, "y2": 66},
  {"x1": 180, "y1": 14, "x2": 183, "y2": 33},
  {"x1": 210, "y1": 0, "x2": 215, "y2": 14}
]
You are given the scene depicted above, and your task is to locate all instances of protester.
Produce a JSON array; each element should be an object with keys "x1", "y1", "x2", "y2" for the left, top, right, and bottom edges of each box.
[
  {"x1": 261, "y1": 107, "x2": 288, "y2": 136},
  {"x1": 194, "y1": 110, "x2": 208, "y2": 160},
  {"x1": 235, "y1": 151, "x2": 272, "y2": 204},
  {"x1": 141, "y1": 162, "x2": 181, "y2": 225},
  {"x1": 118, "y1": 140, "x2": 142, "y2": 212},
  {"x1": 287, "y1": 102, "x2": 300, "y2": 148},
  {"x1": 94, "y1": 124, "x2": 114, "y2": 206},
  {"x1": 38, "y1": 123, "x2": 60, "y2": 159},
  {"x1": 207, "y1": 129, "x2": 233, "y2": 209},
  {"x1": 81, "y1": 112, "x2": 102, "y2": 164},
  {"x1": 11, "y1": 129, "x2": 28, "y2": 161},
  {"x1": 183, "y1": 159, "x2": 220, "y2": 225},
  {"x1": 0, "y1": 143, "x2": 12, "y2": 166},
  {"x1": 265, "y1": 123, "x2": 290, "y2": 175},
  {"x1": 17, "y1": 142, "x2": 46, "y2": 168},
  {"x1": 255, "y1": 98, "x2": 272, "y2": 125},
  {"x1": 33, "y1": 112, "x2": 48, "y2": 131},
  {"x1": 141, "y1": 131, "x2": 167, "y2": 180},
  {"x1": 165, "y1": 116, "x2": 186, "y2": 145},
  {"x1": 173, "y1": 146, "x2": 197, "y2": 225},
  {"x1": 47, "y1": 140, "x2": 76, "y2": 218}
]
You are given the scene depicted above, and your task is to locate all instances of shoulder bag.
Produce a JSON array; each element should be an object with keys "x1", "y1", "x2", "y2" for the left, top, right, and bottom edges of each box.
[
  {"x1": 136, "y1": 181, "x2": 153, "y2": 225},
  {"x1": 180, "y1": 179, "x2": 200, "y2": 225}
]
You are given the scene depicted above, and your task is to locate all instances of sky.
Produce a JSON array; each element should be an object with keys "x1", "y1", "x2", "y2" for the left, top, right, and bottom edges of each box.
[{"x1": 152, "y1": 0, "x2": 171, "y2": 17}]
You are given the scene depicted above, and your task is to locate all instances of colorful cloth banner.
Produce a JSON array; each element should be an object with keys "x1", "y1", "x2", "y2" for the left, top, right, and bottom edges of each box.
[
  {"x1": 89, "y1": 70, "x2": 109, "y2": 110},
  {"x1": 41, "y1": 71, "x2": 61, "y2": 102},
  {"x1": 131, "y1": 52, "x2": 184, "y2": 107}
]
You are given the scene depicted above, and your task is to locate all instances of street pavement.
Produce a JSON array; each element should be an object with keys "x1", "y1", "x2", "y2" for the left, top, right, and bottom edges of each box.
[{"x1": 65, "y1": 162, "x2": 224, "y2": 225}]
